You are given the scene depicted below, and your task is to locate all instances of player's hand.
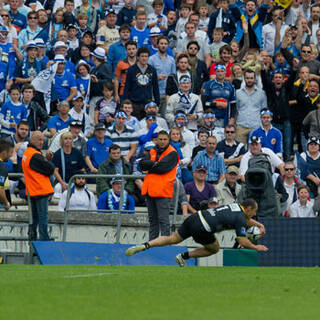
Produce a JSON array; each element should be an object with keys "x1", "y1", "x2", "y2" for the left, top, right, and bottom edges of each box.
[
  {"x1": 259, "y1": 224, "x2": 266, "y2": 236},
  {"x1": 5, "y1": 203, "x2": 11, "y2": 211},
  {"x1": 256, "y1": 245, "x2": 268, "y2": 251}
]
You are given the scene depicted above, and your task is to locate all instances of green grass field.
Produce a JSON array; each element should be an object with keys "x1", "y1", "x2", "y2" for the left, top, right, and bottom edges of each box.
[{"x1": 1, "y1": 265, "x2": 319, "y2": 320}]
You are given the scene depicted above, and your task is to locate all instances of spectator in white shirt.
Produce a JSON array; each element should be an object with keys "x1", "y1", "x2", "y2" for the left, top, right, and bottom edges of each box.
[
  {"x1": 58, "y1": 175, "x2": 97, "y2": 211},
  {"x1": 288, "y1": 185, "x2": 315, "y2": 217}
]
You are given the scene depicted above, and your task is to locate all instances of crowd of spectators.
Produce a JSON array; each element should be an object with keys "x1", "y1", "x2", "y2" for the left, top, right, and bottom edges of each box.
[{"x1": 1, "y1": 0, "x2": 320, "y2": 220}]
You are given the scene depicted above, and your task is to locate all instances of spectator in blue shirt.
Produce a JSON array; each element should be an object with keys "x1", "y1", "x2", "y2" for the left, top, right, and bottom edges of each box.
[
  {"x1": 0, "y1": 86, "x2": 27, "y2": 137},
  {"x1": 47, "y1": 101, "x2": 74, "y2": 137},
  {"x1": 249, "y1": 109, "x2": 283, "y2": 159},
  {"x1": 85, "y1": 123, "x2": 113, "y2": 174},
  {"x1": 8, "y1": 0, "x2": 27, "y2": 32},
  {"x1": 130, "y1": 11, "x2": 150, "y2": 48},
  {"x1": 97, "y1": 176, "x2": 135, "y2": 213},
  {"x1": 192, "y1": 135, "x2": 226, "y2": 184},
  {"x1": 107, "y1": 24, "x2": 131, "y2": 75},
  {"x1": 202, "y1": 64, "x2": 236, "y2": 128},
  {"x1": 52, "y1": 54, "x2": 77, "y2": 114}
]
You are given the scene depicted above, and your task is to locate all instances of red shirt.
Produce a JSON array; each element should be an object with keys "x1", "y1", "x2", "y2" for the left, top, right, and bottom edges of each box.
[{"x1": 209, "y1": 62, "x2": 233, "y2": 78}]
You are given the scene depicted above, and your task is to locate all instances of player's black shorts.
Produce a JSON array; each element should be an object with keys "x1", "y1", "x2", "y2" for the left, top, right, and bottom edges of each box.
[{"x1": 177, "y1": 212, "x2": 216, "y2": 246}]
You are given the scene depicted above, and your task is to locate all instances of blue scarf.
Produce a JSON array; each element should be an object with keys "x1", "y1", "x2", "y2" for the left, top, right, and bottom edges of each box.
[
  {"x1": 170, "y1": 141, "x2": 183, "y2": 160},
  {"x1": 107, "y1": 189, "x2": 128, "y2": 213}
]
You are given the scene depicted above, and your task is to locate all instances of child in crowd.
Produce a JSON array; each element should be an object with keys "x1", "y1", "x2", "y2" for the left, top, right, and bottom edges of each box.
[
  {"x1": 0, "y1": 86, "x2": 27, "y2": 137},
  {"x1": 76, "y1": 60, "x2": 91, "y2": 104},
  {"x1": 94, "y1": 82, "x2": 117, "y2": 127},
  {"x1": 116, "y1": 0, "x2": 137, "y2": 26},
  {"x1": 198, "y1": 3, "x2": 209, "y2": 32},
  {"x1": 210, "y1": 27, "x2": 227, "y2": 63},
  {"x1": 69, "y1": 94, "x2": 91, "y2": 137},
  {"x1": 287, "y1": 185, "x2": 315, "y2": 218},
  {"x1": 122, "y1": 100, "x2": 141, "y2": 132},
  {"x1": 52, "y1": 8, "x2": 65, "y2": 40},
  {"x1": 166, "y1": 10, "x2": 177, "y2": 49},
  {"x1": 192, "y1": 129, "x2": 209, "y2": 159},
  {"x1": 67, "y1": 24, "x2": 79, "y2": 50},
  {"x1": 64, "y1": 0, "x2": 77, "y2": 26},
  {"x1": 147, "y1": 0, "x2": 168, "y2": 33},
  {"x1": 77, "y1": 12, "x2": 92, "y2": 39},
  {"x1": 175, "y1": 4, "x2": 191, "y2": 37},
  {"x1": 35, "y1": 38, "x2": 49, "y2": 66}
]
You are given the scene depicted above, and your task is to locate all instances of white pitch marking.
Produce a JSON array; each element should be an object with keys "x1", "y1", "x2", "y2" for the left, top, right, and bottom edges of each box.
[{"x1": 64, "y1": 272, "x2": 115, "y2": 278}]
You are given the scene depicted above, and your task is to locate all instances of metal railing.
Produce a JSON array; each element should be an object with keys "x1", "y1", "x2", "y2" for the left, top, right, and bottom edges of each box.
[{"x1": 63, "y1": 174, "x2": 181, "y2": 243}]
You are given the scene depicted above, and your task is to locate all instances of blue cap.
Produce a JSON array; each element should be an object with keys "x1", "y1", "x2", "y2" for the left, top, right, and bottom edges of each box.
[
  {"x1": 195, "y1": 165, "x2": 207, "y2": 172},
  {"x1": 110, "y1": 176, "x2": 122, "y2": 185},
  {"x1": 0, "y1": 25, "x2": 9, "y2": 33}
]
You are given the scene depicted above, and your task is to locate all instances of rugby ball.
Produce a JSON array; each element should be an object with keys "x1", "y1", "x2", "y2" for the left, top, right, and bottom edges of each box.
[{"x1": 247, "y1": 226, "x2": 261, "y2": 242}]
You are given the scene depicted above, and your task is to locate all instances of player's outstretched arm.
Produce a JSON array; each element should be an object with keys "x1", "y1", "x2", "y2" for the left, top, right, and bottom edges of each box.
[
  {"x1": 237, "y1": 237, "x2": 268, "y2": 252},
  {"x1": 247, "y1": 218, "x2": 266, "y2": 236}
]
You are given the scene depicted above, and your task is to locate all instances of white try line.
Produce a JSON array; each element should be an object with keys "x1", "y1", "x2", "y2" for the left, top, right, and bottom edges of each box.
[{"x1": 64, "y1": 272, "x2": 115, "y2": 278}]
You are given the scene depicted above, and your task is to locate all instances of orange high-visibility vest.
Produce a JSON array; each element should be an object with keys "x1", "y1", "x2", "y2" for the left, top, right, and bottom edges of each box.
[
  {"x1": 22, "y1": 147, "x2": 54, "y2": 197},
  {"x1": 141, "y1": 145, "x2": 179, "y2": 198}
]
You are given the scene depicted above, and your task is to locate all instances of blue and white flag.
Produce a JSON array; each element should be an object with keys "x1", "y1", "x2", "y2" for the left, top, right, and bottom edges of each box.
[{"x1": 31, "y1": 63, "x2": 58, "y2": 114}]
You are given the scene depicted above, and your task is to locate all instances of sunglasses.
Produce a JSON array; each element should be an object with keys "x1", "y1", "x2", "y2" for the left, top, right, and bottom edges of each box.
[
  {"x1": 1, "y1": 15, "x2": 9, "y2": 18},
  {"x1": 302, "y1": 50, "x2": 311, "y2": 54},
  {"x1": 225, "y1": 131, "x2": 235, "y2": 134},
  {"x1": 29, "y1": 17, "x2": 38, "y2": 20},
  {"x1": 284, "y1": 168, "x2": 295, "y2": 171}
]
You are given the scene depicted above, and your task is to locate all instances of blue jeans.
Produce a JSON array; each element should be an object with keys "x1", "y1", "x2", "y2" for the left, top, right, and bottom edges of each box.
[
  {"x1": 30, "y1": 196, "x2": 50, "y2": 241},
  {"x1": 273, "y1": 121, "x2": 292, "y2": 161}
]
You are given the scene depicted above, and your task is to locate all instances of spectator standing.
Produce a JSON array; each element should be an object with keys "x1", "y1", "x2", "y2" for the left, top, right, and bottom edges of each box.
[
  {"x1": 123, "y1": 47, "x2": 160, "y2": 120},
  {"x1": 249, "y1": 109, "x2": 283, "y2": 159},
  {"x1": 107, "y1": 24, "x2": 131, "y2": 75},
  {"x1": 140, "y1": 130, "x2": 179, "y2": 240},
  {"x1": 215, "y1": 165, "x2": 241, "y2": 206},
  {"x1": 235, "y1": 70, "x2": 267, "y2": 145},
  {"x1": 52, "y1": 131, "x2": 86, "y2": 197},
  {"x1": 85, "y1": 123, "x2": 113, "y2": 174},
  {"x1": 96, "y1": 144, "x2": 135, "y2": 197},
  {"x1": 0, "y1": 140, "x2": 13, "y2": 211},
  {"x1": 97, "y1": 176, "x2": 135, "y2": 213},
  {"x1": 184, "y1": 164, "x2": 216, "y2": 213},
  {"x1": 148, "y1": 35, "x2": 176, "y2": 117},
  {"x1": 8, "y1": 0, "x2": 27, "y2": 32},
  {"x1": 130, "y1": 11, "x2": 150, "y2": 48},
  {"x1": 202, "y1": 64, "x2": 236, "y2": 127},
  {"x1": 114, "y1": 40, "x2": 137, "y2": 103},
  {"x1": 22, "y1": 131, "x2": 55, "y2": 240},
  {"x1": 74, "y1": 0, "x2": 98, "y2": 35},
  {"x1": 192, "y1": 135, "x2": 226, "y2": 185},
  {"x1": 58, "y1": 175, "x2": 97, "y2": 211}
]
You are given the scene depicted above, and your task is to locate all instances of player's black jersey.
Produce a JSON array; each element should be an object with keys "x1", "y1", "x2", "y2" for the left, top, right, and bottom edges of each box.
[{"x1": 200, "y1": 203, "x2": 247, "y2": 237}]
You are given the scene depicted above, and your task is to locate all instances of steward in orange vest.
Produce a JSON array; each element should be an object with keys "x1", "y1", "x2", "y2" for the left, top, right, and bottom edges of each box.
[
  {"x1": 140, "y1": 130, "x2": 179, "y2": 240},
  {"x1": 22, "y1": 145, "x2": 55, "y2": 197}
]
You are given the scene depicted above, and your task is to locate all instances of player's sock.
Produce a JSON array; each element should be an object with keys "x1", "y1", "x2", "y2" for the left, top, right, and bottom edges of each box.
[
  {"x1": 181, "y1": 252, "x2": 190, "y2": 260},
  {"x1": 143, "y1": 242, "x2": 150, "y2": 249}
]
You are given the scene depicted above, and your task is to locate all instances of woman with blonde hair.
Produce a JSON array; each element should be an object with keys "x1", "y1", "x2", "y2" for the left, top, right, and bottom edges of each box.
[{"x1": 52, "y1": 131, "x2": 86, "y2": 198}]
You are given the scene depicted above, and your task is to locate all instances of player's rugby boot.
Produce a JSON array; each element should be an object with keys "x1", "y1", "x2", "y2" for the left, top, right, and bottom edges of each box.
[
  {"x1": 125, "y1": 244, "x2": 146, "y2": 256},
  {"x1": 174, "y1": 253, "x2": 186, "y2": 267}
]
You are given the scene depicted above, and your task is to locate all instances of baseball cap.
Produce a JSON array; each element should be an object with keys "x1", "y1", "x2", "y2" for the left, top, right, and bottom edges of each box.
[
  {"x1": 307, "y1": 136, "x2": 320, "y2": 145},
  {"x1": 249, "y1": 135, "x2": 261, "y2": 144},
  {"x1": 72, "y1": 92, "x2": 84, "y2": 101},
  {"x1": 208, "y1": 197, "x2": 218, "y2": 204},
  {"x1": 195, "y1": 165, "x2": 207, "y2": 172},
  {"x1": 0, "y1": 25, "x2": 9, "y2": 33},
  {"x1": 227, "y1": 165, "x2": 239, "y2": 174},
  {"x1": 54, "y1": 41, "x2": 68, "y2": 49},
  {"x1": 69, "y1": 120, "x2": 83, "y2": 127},
  {"x1": 110, "y1": 176, "x2": 122, "y2": 185},
  {"x1": 105, "y1": 8, "x2": 116, "y2": 16},
  {"x1": 150, "y1": 27, "x2": 161, "y2": 37},
  {"x1": 94, "y1": 123, "x2": 106, "y2": 131}
]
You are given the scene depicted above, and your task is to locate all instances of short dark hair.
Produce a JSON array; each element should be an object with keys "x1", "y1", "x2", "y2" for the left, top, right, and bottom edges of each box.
[
  {"x1": 241, "y1": 198, "x2": 258, "y2": 209},
  {"x1": 125, "y1": 40, "x2": 137, "y2": 49},
  {"x1": 157, "y1": 35, "x2": 169, "y2": 44},
  {"x1": 0, "y1": 139, "x2": 13, "y2": 153},
  {"x1": 109, "y1": 144, "x2": 121, "y2": 152},
  {"x1": 22, "y1": 84, "x2": 35, "y2": 95},
  {"x1": 219, "y1": 44, "x2": 232, "y2": 55},
  {"x1": 157, "y1": 130, "x2": 169, "y2": 137},
  {"x1": 103, "y1": 82, "x2": 114, "y2": 91},
  {"x1": 187, "y1": 40, "x2": 200, "y2": 50},
  {"x1": 9, "y1": 85, "x2": 20, "y2": 94},
  {"x1": 27, "y1": 11, "x2": 38, "y2": 19},
  {"x1": 244, "y1": 69, "x2": 256, "y2": 77},
  {"x1": 119, "y1": 24, "x2": 131, "y2": 33},
  {"x1": 197, "y1": 129, "x2": 209, "y2": 137},
  {"x1": 137, "y1": 46, "x2": 150, "y2": 57},
  {"x1": 122, "y1": 99, "x2": 132, "y2": 106},
  {"x1": 177, "y1": 53, "x2": 189, "y2": 63},
  {"x1": 17, "y1": 120, "x2": 30, "y2": 129}
]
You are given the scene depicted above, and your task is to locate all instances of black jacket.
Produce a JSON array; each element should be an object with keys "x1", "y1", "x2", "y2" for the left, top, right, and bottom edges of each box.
[
  {"x1": 27, "y1": 100, "x2": 48, "y2": 131},
  {"x1": 90, "y1": 62, "x2": 112, "y2": 98}
]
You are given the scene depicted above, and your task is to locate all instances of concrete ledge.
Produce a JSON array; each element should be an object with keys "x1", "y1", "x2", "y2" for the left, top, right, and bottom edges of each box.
[{"x1": 0, "y1": 210, "x2": 186, "y2": 228}]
